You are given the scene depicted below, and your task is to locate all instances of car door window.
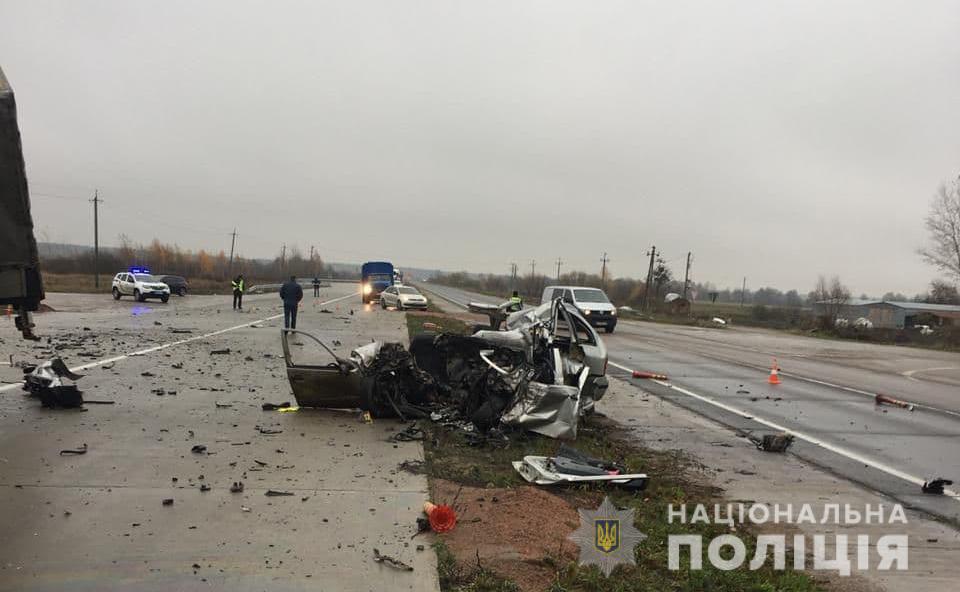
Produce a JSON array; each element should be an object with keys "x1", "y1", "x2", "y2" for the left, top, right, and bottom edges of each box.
[
  {"x1": 562, "y1": 289, "x2": 573, "y2": 304},
  {"x1": 551, "y1": 288, "x2": 563, "y2": 301}
]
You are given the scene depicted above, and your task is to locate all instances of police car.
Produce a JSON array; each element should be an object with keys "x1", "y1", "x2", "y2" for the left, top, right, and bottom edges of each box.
[{"x1": 111, "y1": 267, "x2": 171, "y2": 303}]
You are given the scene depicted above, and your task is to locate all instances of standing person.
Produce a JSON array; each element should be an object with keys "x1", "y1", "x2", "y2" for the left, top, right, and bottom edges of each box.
[
  {"x1": 231, "y1": 274, "x2": 245, "y2": 311},
  {"x1": 508, "y1": 290, "x2": 523, "y2": 311},
  {"x1": 279, "y1": 275, "x2": 303, "y2": 329},
  {"x1": 312, "y1": 276, "x2": 321, "y2": 297}
]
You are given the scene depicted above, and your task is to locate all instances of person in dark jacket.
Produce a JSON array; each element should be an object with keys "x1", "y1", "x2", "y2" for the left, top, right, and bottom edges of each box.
[
  {"x1": 312, "y1": 276, "x2": 321, "y2": 297},
  {"x1": 279, "y1": 275, "x2": 303, "y2": 329}
]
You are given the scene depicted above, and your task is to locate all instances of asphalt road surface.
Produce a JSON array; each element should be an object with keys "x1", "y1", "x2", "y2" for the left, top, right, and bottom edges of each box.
[
  {"x1": 419, "y1": 283, "x2": 960, "y2": 524},
  {"x1": 0, "y1": 286, "x2": 438, "y2": 592}
]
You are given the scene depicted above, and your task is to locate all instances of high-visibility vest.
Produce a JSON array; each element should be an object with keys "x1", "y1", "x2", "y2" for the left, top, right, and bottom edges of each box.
[
  {"x1": 510, "y1": 296, "x2": 522, "y2": 307},
  {"x1": 232, "y1": 279, "x2": 244, "y2": 292}
]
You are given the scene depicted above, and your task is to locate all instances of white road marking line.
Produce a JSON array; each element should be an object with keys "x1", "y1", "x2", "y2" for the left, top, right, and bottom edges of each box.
[
  {"x1": 902, "y1": 366, "x2": 959, "y2": 381},
  {"x1": 624, "y1": 334, "x2": 960, "y2": 418},
  {"x1": 0, "y1": 292, "x2": 357, "y2": 393},
  {"x1": 608, "y1": 360, "x2": 960, "y2": 501}
]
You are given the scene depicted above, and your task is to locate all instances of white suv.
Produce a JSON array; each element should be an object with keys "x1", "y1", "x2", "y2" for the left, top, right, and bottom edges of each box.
[{"x1": 112, "y1": 271, "x2": 170, "y2": 303}]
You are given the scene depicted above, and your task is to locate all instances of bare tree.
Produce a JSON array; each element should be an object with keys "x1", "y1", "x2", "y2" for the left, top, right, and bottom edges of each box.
[
  {"x1": 919, "y1": 181, "x2": 960, "y2": 283},
  {"x1": 927, "y1": 279, "x2": 960, "y2": 305},
  {"x1": 813, "y1": 275, "x2": 850, "y2": 327}
]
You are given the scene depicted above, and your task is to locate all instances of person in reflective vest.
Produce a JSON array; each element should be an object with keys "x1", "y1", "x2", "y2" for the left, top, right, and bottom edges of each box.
[
  {"x1": 232, "y1": 274, "x2": 245, "y2": 311},
  {"x1": 508, "y1": 290, "x2": 522, "y2": 311}
]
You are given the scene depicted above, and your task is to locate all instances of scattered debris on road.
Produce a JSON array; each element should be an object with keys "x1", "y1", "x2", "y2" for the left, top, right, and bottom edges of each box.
[
  {"x1": 373, "y1": 548, "x2": 414, "y2": 571},
  {"x1": 261, "y1": 401, "x2": 291, "y2": 411},
  {"x1": 22, "y1": 358, "x2": 86, "y2": 408},
  {"x1": 512, "y1": 445, "x2": 648, "y2": 489},
  {"x1": 265, "y1": 489, "x2": 295, "y2": 497},
  {"x1": 59, "y1": 444, "x2": 88, "y2": 456},
  {"x1": 632, "y1": 370, "x2": 668, "y2": 380},
  {"x1": 921, "y1": 478, "x2": 954, "y2": 495},
  {"x1": 875, "y1": 393, "x2": 915, "y2": 411},
  {"x1": 749, "y1": 432, "x2": 794, "y2": 453}
]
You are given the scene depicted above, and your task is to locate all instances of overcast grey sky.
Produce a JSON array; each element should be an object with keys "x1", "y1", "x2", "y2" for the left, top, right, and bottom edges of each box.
[{"x1": 2, "y1": 0, "x2": 958, "y2": 295}]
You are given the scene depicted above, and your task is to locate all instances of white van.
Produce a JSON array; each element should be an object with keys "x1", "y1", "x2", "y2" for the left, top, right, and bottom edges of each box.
[{"x1": 540, "y1": 285, "x2": 617, "y2": 333}]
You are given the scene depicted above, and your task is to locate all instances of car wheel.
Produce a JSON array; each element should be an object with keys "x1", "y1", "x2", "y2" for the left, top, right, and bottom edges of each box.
[
  {"x1": 134, "y1": 289, "x2": 144, "y2": 302},
  {"x1": 161, "y1": 295, "x2": 169, "y2": 303},
  {"x1": 396, "y1": 300, "x2": 403, "y2": 311},
  {"x1": 604, "y1": 325, "x2": 615, "y2": 334},
  {"x1": 380, "y1": 298, "x2": 386, "y2": 309},
  {"x1": 112, "y1": 287, "x2": 121, "y2": 300},
  {"x1": 178, "y1": 287, "x2": 186, "y2": 297}
]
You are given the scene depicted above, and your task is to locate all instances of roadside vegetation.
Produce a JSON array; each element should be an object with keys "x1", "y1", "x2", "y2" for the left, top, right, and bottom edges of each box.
[
  {"x1": 38, "y1": 237, "x2": 351, "y2": 294},
  {"x1": 405, "y1": 312, "x2": 824, "y2": 592}
]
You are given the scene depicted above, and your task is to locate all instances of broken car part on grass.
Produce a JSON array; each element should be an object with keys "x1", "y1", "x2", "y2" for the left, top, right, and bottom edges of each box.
[
  {"x1": 282, "y1": 299, "x2": 610, "y2": 439},
  {"x1": 513, "y1": 445, "x2": 648, "y2": 490}
]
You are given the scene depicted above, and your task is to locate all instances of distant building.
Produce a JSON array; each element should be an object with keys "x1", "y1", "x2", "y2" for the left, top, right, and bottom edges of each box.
[{"x1": 813, "y1": 299, "x2": 960, "y2": 329}]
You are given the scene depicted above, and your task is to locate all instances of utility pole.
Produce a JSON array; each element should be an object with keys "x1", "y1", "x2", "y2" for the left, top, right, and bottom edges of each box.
[
  {"x1": 91, "y1": 190, "x2": 101, "y2": 289},
  {"x1": 643, "y1": 246, "x2": 656, "y2": 311},
  {"x1": 555, "y1": 257, "x2": 562, "y2": 280},
  {"x1": 600, "y1": 252, "x2": 609, "y2": 288},
  {"x1": 682, "y1": 251, "x2": 692, "y2": 299},
  {"x1": 530, "y1": 260, "x2": 536, "y2": 277},
  {"x1": 228, "y1": 228, "x2": 237, "y2": 277},
  {"x1": 510, "y1": 263, "x2": 518, "y2": 288},
  {"x1": 740, "y1": 276, "x2": 747, "y2": 307},
  {"x1": 281, "y1": 243, "x2": 286, "y2": 271}
]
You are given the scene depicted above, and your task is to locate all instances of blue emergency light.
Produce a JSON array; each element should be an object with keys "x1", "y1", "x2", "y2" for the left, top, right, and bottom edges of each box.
[{"x1": 128, "y1": 266, "x2": 151, "y2": 274}]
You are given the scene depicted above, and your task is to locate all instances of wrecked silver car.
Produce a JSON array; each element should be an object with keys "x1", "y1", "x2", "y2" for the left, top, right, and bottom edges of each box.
[{"x1": 281, "y1": 299, "x2": 608, "y2": 439}]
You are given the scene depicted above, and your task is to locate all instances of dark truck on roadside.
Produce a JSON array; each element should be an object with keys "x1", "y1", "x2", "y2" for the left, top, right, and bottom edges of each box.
[
  {"x1": 0, "y1": 66, "x2": 44, "y2": 339},
  {"x1": 360, "y1": 261, "x2": 394, "y2": 304}
]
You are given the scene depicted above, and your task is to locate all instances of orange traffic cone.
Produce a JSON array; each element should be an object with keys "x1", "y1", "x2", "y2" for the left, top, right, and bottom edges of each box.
[
  {"x1": 422, "y1": 501, "x2": 457, "y2": 533},
  {"x1": 767, "y1": 358, "x2": 781, "y2": 385}
]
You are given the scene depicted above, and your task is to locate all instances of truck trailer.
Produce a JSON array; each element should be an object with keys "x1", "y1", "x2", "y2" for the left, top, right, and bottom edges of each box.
[{"x1": 0, "y1": 66, "x2": 44, "y2": 339}]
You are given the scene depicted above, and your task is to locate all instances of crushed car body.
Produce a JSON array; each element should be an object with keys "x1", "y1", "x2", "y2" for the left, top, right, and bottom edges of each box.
[{"x1": 281, "y1": 299, "x2": 610, "y2": 439}]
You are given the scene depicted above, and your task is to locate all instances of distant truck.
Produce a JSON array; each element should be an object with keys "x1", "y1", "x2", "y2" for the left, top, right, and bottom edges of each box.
[
  {"x1": 360, "y1": 261, "x2": 394, "y2": 304},
  {"x1": 0, "y1": 66, "x2": 44, "y2": 339}
]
